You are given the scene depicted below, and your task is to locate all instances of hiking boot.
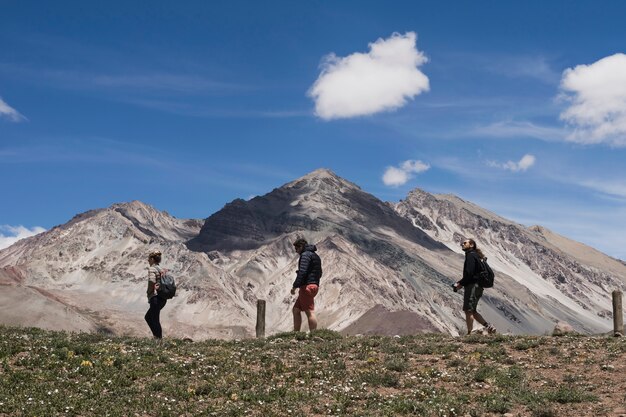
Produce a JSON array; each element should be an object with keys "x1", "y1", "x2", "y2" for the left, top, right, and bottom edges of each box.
[{"x1": 486, "y1": 324, "x2": 497, "y2": 334}]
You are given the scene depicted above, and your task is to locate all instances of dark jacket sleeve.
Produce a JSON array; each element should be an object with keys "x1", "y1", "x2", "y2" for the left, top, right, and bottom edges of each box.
[
  {"x1": 293, "y1": 252, "x2": 312, "y2": 288},
  {"x1": 458, "y1": 252, "x2": 480, "y2": 286}
]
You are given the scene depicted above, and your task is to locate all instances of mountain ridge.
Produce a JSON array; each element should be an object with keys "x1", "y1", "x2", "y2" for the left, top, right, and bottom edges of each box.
[{"x1": 1, "y1": 168, "x2": 624, "y2": 338}]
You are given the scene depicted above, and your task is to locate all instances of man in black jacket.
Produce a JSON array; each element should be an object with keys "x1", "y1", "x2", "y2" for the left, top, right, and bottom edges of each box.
[
  {"x1": 291, "y1": 238, "x2": 322, "y2": 332},
  {"x1": 453, "y1": 238, "x2": 496, "y2": 335}
]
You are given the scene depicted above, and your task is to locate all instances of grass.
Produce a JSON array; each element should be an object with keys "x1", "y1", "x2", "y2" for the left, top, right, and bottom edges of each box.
[{"x1": 0, "y1": 326, "x2": 621, "y2": 416}]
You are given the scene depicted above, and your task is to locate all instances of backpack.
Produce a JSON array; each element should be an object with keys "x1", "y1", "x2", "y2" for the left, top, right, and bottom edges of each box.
[
  {"x1": 477, "y1": 257, "x2": 495, "y2": 288},
  {"x1": 155, "y1": 266, "x2": 177, "y2": 299}
]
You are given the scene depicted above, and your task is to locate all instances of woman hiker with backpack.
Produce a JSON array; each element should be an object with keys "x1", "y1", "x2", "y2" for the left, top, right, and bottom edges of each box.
[
  {"x1": 453, "y1": 239, "x2": 497, "y2": 335},
  {"x1": 145, "y1": 250, "x2": 167, "y2": 339}
]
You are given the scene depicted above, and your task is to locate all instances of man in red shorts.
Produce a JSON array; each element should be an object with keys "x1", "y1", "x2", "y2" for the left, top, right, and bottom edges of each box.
[{"x1": 291, "y1": 238, "x2": 323, "y2": 332}]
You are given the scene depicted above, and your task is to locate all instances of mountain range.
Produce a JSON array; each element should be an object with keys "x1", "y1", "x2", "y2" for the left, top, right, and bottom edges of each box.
[{"x1": 1, "y1": 168, "x2": 624, "y2": 339}]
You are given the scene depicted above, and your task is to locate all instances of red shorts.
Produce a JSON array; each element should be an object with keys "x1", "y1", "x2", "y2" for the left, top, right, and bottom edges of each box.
[{"x1": 294, "y1": 284, "x2": 318, "y2": 311}]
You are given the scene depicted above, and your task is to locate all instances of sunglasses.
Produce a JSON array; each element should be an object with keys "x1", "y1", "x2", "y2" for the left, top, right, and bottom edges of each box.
[{"x1": 461, "y1": 241, "x2": 470, "y2": 246}]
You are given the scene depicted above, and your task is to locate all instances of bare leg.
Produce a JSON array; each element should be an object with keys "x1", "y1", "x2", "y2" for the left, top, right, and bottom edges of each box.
[
  {"x1": 304, "y1": 310, "x2": 317, "y2": 331},
  {"x1": 472, "y1": 311, "x2": 488, "y2": 327},
  {"x1": 465, "y1": 310, "x2": 474, "y2": 335},
  {"x1": 292, "y1": 306, "x2": 302, "y2": 331}
]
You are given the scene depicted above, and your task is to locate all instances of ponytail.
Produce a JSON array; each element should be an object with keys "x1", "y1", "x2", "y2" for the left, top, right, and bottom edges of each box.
[{"x1": 468, "y1": 239, "x2": 486, "y2": 259}]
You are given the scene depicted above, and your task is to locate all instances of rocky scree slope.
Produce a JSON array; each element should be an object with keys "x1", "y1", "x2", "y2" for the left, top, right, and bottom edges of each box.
[{"x1": 394, "y1": 188, "x2": 626, "y2": 333}]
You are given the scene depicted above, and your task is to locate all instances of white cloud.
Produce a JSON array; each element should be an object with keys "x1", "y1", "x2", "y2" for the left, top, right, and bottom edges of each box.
[
  {"x1": 471, "y1": 120, "x2": 565, "y2": 142},
  {"x1": 308, "y1": 32, "x2": 430, "y2": 120},
  {"x1": 91, "y1": 73, "x2": 240, "y2": 93},
  {"x1": 0, "y1": 96, "x2": 26, "y2": 122},
  {"x1": 383, "y1": 159, "x2": 430, "y2": 187},
  {"x1": 577, "y1": 180, "x2": 626, "y2": 199},
  {"x1": 0, "y1": 225, "x2": 46, "y2": 250},
  {"x1": 487, "y1": 55, "x2": 560, "y2": 84},
  {"x1": 488, "y1": 154, "x2": 536, "y2": 172},
  {"x1": 559, "y1": 53, "x2": 626, "y2": 146}
]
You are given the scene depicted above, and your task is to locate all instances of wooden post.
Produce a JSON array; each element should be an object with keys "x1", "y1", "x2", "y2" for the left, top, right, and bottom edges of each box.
[
  {"x1": 256, "y1": 299, "x2": 266, "y2": 338},
  {"x1": 613, "y1": 290, "x2": 623, "y2": 337}
]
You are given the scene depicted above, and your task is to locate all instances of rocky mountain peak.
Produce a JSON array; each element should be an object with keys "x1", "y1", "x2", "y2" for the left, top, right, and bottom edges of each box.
[
  {"x1": 528, "y1": 225, "x2": 546, "y2": 234},
  {"x1": 59, "y1": 201, "x2": 163, "y2": 233},
  {"x1": 187, "y1": 169, "x2": 360, "y2": 252},
  {"x1": 402, "y1": 187, "x2": 438, "y2": 206},
  {"x1": 301, "y1": 167, "x2": 338, "y2": 180},
  {"x1": 107, "y1": 201, "x2": 201, "y2": 243},
  {"x1": 402, "y1": 189, "x2": 470, "y2": 212},
  {"x1": 188, "y1": 168, "x2": 442, "y2": 253},
  {"x1": 111, "y1": 200, "x2": 155, "y2": 212},
  {"x1": 8, "y1": 201, "x2": 202, "y2": 262},
  {"x1": 112, "y1": 200, "x2": 163, "y2": 220},
  {"x1": 285, "y1": 168, "x2": 361, "y2": 195}
]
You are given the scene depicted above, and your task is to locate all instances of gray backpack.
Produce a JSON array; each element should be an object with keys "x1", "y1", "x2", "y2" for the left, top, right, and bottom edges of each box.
[{"x1": 155, "y1": 266, "x2": 177, "y2": 299}]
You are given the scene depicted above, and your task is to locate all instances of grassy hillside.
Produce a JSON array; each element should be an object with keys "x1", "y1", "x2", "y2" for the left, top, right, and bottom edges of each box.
[{"x1": 1, "y1": 326, "x2": 625, "y2": 416}]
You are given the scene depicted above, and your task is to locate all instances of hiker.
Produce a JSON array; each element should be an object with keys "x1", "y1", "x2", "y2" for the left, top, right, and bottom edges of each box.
[
  {"x1": 145, "y1": 250, "x2": 167, "y2": 339},
  {"x1": 453, "y1": 239, "x2": 496, "y2": 335},
  {"x1": 291, "y1": 238, "x2": 322, "y2": 332}
]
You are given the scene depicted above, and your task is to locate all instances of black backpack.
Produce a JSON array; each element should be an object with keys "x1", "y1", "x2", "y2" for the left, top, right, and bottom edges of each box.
[
  {"x1": 477, "y1": 257, "x2": 495, "y2": 288},
  {"x1": 155, "y1": 266, "x2": 177, "y2": 299}
]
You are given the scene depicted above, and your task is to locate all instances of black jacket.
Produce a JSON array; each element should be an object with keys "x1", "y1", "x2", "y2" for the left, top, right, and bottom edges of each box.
[
  {"x1": 292, "y1": 244, "x2": 322, "y2": 288},
  {"x1": 459, "y1": 249, "x2": 481, "y2": 286}
]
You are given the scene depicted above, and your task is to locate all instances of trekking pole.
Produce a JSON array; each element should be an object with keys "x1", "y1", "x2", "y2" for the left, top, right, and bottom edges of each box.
[
  {"x1": 613, "y1": 290, "x2": 623, "y2": 337},
  {"x1": 256, "y1": 299, "x2": 266, "y2": 338}
]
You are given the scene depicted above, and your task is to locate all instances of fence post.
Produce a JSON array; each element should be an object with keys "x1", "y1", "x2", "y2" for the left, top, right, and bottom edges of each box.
[
  {"x1": 256, "y1": 299, "x2": 266, "y2": 338},
  {"x1": 613, "y1": 290, "x2": 623, "y2": 337}
]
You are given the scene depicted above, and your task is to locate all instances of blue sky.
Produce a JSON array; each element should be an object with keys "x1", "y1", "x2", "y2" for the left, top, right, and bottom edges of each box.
[{"x1": 1, "y1": 1, "x2": 626, "y2": 259}]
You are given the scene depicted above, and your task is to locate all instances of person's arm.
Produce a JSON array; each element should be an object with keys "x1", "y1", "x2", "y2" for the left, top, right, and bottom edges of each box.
[
  {"x1": 147, "y1": 268, "x2": 158, "y2": 298},
  {"x1": 147, "y1": 281, "x2": 155, "y2": 298},
  {"x1": 292, "y1": 252, "x2": 312, "y2": 289},
  {"x1": 457, "y1": 254, "x2": 477, "y2": 287}
]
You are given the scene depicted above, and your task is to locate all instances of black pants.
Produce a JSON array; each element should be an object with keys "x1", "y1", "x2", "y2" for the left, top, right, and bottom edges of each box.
[{"x1": 145, "y1": 296, "x2": 167, "y2": 339}]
